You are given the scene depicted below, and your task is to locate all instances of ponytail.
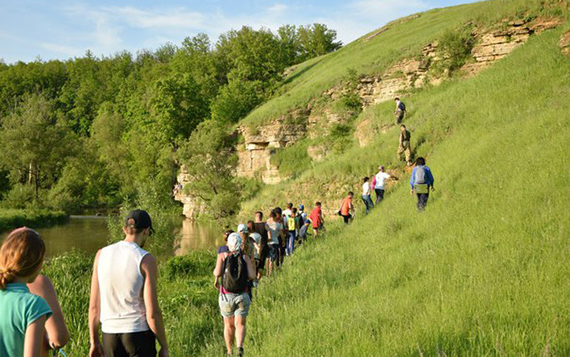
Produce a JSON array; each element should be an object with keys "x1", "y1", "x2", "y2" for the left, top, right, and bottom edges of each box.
[{"x1": 0, "y1": 227, "x2": 45, "y2": 290}]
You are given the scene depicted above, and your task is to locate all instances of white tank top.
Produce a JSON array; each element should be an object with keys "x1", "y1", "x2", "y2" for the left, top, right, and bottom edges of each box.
[{"x1": 98, "y1": 241, "x2": 150, "y2": 333}]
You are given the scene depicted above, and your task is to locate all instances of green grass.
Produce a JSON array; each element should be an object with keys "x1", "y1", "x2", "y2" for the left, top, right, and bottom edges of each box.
[
  {"x1": 0, "y1": 209, "x2": 68, "y2": 233},
  {"x1": 231, "y1": 26, "x2": 570, "y2": 355}
]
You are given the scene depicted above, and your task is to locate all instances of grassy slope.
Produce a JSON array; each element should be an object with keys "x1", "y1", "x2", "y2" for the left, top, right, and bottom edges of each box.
[
  {"x1": 229, "y1": 11, "x2": 570, "y2": 357},
  {"x1": 242, "y1": 0, "x2": 564, "y2": 128}
]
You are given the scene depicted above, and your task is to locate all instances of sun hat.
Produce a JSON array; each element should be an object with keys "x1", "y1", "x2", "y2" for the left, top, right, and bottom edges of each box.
[
  {"x1": 227, "y1": 233, "x2": 242, "y2": 252},
  {"x1": 237, "y1": 224, "x2": 248, "y2": 233}
]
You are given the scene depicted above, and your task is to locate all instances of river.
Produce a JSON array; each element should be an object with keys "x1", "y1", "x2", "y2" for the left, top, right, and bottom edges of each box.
[{"x1": 34, "y1": 216, "x2": 223, "y2": 257}]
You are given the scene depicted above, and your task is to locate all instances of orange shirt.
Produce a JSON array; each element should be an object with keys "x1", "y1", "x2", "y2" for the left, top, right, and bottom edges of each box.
[{"x1": 340, "y1": 196, "x2": 352, "y2": 215}]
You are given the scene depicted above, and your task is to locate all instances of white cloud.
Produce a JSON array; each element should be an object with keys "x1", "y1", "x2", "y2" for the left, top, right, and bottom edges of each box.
[
  {"x1": 267, "y1": 3, "x2": 289, "y2": 15},
  {"x1": 108, "y1": 6, "x2": 207, "y2": 29},
  {"x1": 40, "y1": 43, "x2": 82, "y2": 57}
]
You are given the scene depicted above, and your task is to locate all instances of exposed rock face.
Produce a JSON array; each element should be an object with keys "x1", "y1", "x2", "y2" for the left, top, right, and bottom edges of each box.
[
  {"x1": 174, "y1": 166, "x2": 208, "y2": 219},
  {"x1": 560, "y1": 30, "x2": 570, "y2": 58},
  {"x1": 237, "y1": 113, "x2": 308, "y2": 184}
]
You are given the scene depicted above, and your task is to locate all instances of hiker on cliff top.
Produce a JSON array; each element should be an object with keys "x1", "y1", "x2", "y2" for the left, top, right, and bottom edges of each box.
[
  {"x1": 309, "y1": 202, "x2": 325, "y2": 238},
  {"x1": 410, "y1": 157, "x2": 435, "y2": 211},
  {"x1": 362, "y1": 177, "x2": 374, "y2": 215},
  {"x1": 394, "y1": 97, "x2": 407, "y2": 124},
  {"x1": 339, "y1": 192, "x2": 355, "y2": 225},
  {"x1": 371, "y1": 166, "x2": 398, "y2": 204},
  {"x1": 398, "y1": 124, "x2": 412, "y2": 166},
  {"x1": 213, "y1": 233, "x2": 255, "y2": 357}
]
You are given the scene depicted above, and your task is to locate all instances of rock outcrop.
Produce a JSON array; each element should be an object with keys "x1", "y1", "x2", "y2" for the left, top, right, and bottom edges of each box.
[
  {"x1": 174, "y1": 166, "x2": 208, "y2": 219},
  {"x1": 560, "y1": 30, "x2": 570, "y2": 58},
  {"x1": 236, "y1": 112, "x2": 308, "y2": 184}
]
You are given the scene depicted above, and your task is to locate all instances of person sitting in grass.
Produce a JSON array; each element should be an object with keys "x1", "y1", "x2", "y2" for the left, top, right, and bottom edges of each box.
[
  {"x1": 213, "y1": 233, "x2": 255, "y2": 357},
  {"x1": 0, "y1": 228, "x2": 54, "y2": 357}
]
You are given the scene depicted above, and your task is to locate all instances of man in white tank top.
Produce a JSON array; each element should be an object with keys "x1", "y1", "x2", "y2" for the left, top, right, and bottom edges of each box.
[{"x1": 88, "y1": 210, "x2": 169, "y2": 357}]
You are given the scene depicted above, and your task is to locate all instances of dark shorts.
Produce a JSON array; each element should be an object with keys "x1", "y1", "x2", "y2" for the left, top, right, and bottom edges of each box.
[
  {"x1": 342, "y1": 214, "x2": 352, "y2": 224},
  {"x1": 102, "y1": 330, "x2": 156, "y2": 357},
  {"x1": 268, "y1": 244, "x2": 279, "y2": 262}
]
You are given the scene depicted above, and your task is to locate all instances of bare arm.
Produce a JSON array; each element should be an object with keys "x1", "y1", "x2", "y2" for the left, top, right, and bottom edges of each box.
[
  {"x1": 28, "y1": 275, "x2": 70, "y2": 350},
  {"x1": 141, "y1": 254, "x2": 169, "y2": 357},
  {"x1": 243, "y1": 256, "x2": 256, "y2": 281},
  {"x1": 213, "y1": 252, "x2": 225, "y2": 278},
  {"x1": 88, "y1": 250, "x2": 103, "y2": 357},
  {"x1": 24, "y1": 315, "x2": 47, "y2": 357}
]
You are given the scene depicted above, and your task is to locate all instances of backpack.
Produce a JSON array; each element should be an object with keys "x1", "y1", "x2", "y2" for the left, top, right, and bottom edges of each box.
[
  {"x1": 221, "y1": 254, "x2": 248, "y2": 293},
  {"x1": 414, "y1": 165, "x2": 427, "y2": 185},
  {"x1": 287, "y1": 215, "x2": 297, "y2": 231},
  {"x1": 398, "y1": 101, "x2": 406, "y2": 111}
]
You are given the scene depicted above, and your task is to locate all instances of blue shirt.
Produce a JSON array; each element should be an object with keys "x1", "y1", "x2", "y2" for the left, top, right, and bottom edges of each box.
[
  {"x1": 410, "y1": 165, "x2": 435, "y2": 188},
  {"x1": 0, "y1": 282, "x2": 52, "y2": 357}
]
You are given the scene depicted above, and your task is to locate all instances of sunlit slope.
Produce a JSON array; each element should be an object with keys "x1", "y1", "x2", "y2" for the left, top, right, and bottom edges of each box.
[{"x1": 241, "y1": 27, "x2": 570, "y2": 355}]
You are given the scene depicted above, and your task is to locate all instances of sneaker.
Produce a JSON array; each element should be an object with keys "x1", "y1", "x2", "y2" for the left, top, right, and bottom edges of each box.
[{"x1": 237, "y1": 347, "x2": 244, "y2": 357}]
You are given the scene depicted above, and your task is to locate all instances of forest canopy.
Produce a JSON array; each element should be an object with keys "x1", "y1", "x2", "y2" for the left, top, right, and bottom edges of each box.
[{"x1": 0, "y1": 24, "x2": 341, "y2": 215}]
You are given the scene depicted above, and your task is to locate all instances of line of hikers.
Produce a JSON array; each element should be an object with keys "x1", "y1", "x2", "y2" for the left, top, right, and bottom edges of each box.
[{"x1": 0, "y1": 95, "x2": 434, "y2": 357}]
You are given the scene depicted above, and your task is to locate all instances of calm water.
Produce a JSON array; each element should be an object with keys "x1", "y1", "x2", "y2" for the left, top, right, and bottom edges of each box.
[{"x1": 31, "y1": 216, "x2": 222, "y2": 257}]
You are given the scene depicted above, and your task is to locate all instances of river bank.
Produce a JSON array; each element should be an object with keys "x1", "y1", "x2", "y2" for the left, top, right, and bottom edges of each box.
[{"x1": 0, "y1": 209, "x2": 68, "y2": 233}]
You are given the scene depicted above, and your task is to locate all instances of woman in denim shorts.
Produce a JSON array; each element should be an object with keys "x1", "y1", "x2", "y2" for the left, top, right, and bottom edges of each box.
[{"x1": 214, "y1": 233, "x2": 255, "y2": 357}]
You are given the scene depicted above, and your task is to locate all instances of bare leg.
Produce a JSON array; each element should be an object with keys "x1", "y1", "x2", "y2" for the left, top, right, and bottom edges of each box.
[
  {"x1": 235, "y1": 316, "x2": 247, "y2": 349},
  {"x1": 223, "y1": 317, "x2": 235, "y2": 354}
]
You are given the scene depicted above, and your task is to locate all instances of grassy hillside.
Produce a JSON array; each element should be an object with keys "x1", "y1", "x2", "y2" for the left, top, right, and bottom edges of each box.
[
  {"x1": 225, "y1": 2, "x2": 570, "y2": 355},
  {"x1": 241, "y1": 0, "x2": 567, "y2": 128}
]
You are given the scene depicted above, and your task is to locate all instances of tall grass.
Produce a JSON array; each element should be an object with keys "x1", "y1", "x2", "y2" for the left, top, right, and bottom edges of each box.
[{"x1": 233, "y1": 27, "x2": 570, "y2": 355}]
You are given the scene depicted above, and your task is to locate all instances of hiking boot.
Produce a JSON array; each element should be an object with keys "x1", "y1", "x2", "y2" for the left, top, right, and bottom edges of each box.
[{"x1": 237, "y1": 347, "x2": 244, "y2": 356}]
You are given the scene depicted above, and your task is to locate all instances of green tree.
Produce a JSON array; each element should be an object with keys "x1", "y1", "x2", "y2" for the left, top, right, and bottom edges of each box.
[
  {"x1": 0, "y1": 94, "x2": 74, "y2": 199},
  {"x1": 210, "y1": 78, "x2": 263, "y2": 123},
  {"x1": 298, "y1": 23, "x2": 343, "y2": 60},
  {"x1": 178, "y1": 120, "x2": 240, "y2": 219}
]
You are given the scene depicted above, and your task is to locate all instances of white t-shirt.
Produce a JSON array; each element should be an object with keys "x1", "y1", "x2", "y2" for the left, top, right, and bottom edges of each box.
[
  {"x1": 375, "y1": 172, "x2": 391, "y2": 190},
  {"x1": 265, "y1": 220, "x2": 283, "y2": 245},
  {"x1": 362, "y1": 182, "x2": 371, "y2": 196}
]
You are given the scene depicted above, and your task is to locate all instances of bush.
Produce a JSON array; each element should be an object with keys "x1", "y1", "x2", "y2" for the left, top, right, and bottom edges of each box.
[
  {"x1": 437, "y1": 29, "x2": 475, "y2": 74},
  {"x1": 211, "y1": 79, "x2": 264, "y2": 123}
]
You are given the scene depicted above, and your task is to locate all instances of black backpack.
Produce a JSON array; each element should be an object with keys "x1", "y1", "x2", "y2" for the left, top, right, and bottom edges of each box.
[
  {"x1": 222, "y1": 254, "x2": 248, "y2": 293},
  {"x1": 398, "y1": 101, "x2": 406, "y2": 111}
]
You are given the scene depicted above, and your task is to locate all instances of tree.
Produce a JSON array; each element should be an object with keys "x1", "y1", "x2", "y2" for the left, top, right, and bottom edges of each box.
[
  {"x1": 149, "y1": 73, "x2": 209, "y2": 145},
  {"x1": 210, "y1": 78, "x2": 263, "y2": 123},
  {"x1": 0, "y1": 94, "x2": 74, "y2": 199},
  {"x1": 298, "y1": 23, "x2": 343, "y2": 60},
  {"x1": 177, "y1": 120, "x2": 240, "y2": 219}
]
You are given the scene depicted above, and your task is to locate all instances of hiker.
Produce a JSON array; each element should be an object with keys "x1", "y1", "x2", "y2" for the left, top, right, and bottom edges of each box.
[
  {"x1": 361, "y1": 177, "x2": 374, "y2": 214},
  {"x1": 410, "y1": 157, "x2": 435, "y2": 211},
  {"x1": 299, "y1": 204, "x2": 307, "y2": 220},
  {"x1": 286, "y1": 207, "x2": 299, "y2": 256},
  {"x1": 252, "y1": 212, "x2": 269, "y2": 280},
  {"x1": 249, "y1": 232, "x2": 263, "y2": 281},
  {"x1": 213, "y1": 233, "x2": 255, "y2": 357},
  {"x1": 394, "y1": 97, "x2": 406, "y2": 124},
  {"x1": 265, "y1": 211, "x2": 283, "y2": 276},
  {"x1": 309, "y1": 202, "x2": 325, "y2": 238},
  {"x1": 0, "y1": 228, "x2": 54, "y2": 357},
  {"x1": 282, "y1": 203, "x2": 293, "y2": 222},
  {"x1": 398, "y1": 124, "x2": 412, "y2": 166},
  {"x1": 238, "y1": 224, "x2": 254, "y2": 263},
  {"x1": 372, "y1": 165, "x2": 398, "y2": 204},
  {"x1": 339, "y1": 192, "x2": 355, "y2": 225},
  {"x1": 298, "y1": 218, "x2": 311, "y2": 242},
  {"x1": 28, "y1": 274, "x2": 70, "y2": 355},
  {"x1": 89, "y1": 210, "x2": 169, "y2": 357},
  {"x1": 272, "y1": 207, "x2": 286, "y2": 266}
]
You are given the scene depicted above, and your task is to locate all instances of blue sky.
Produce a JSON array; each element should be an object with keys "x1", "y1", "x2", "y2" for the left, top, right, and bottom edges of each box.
[{"x1": 0, "y1": 0, "x2": 476, "y2": 64}]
